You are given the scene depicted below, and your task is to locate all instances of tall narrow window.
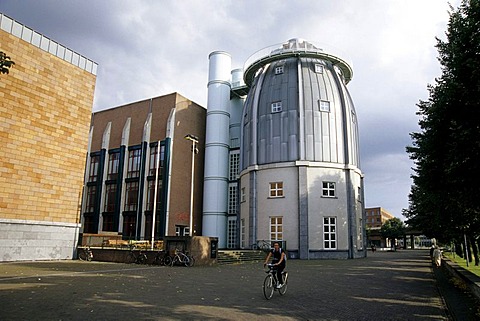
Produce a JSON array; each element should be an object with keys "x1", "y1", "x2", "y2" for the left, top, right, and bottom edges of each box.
[
  {"x1": 127, "y1": 148, "x2": 141, "y2": 178},
  {"x1": 227, "y1": 218, "x2": 237, "y2": 249},
  {"x1": 103, "y1": 213, "x2": 114, "y2": 232},
  {"x1": 107, "y1": 152, "x2": 120, "y2": 180},
  {"x1": 322, "y1": 182, "x2": 335, "y2": 197},
  {"x1": 324, "y1": 217, "x2": 337, "y2": 249},
  {"x1": 146, "y1": 179, "x2": 162, "y2": 211},
  {"x1": 241, "y1": 187, "x2": 246, "y2": 202},
  {"x1": 228, "y1": 185, "x2": 237, "y2": 214},
  {"x1": 88, "y1": 155, "x2": 99, "y2": 182},
  {"x1": 85, "y1": 185, "x2": 96, "y2": 212},
  {"x1": 271, "y1": 101, "x2": 282, "y2": 113},
  {"x1": 269, "y1": 182, "x2": 284, "y2": 198},
  {"x1": 149, "y1": 144, "x2": 164, "y2": 176},
  {"x1": 270, "y1": 216, "x2": 283, "y2": 241},
  {"x1": 104, "y1": 184, "x2": 117, "y2": 212},
  {"x1": 229, "y1": 152, "x2": 240, "y2": 181},
  {"x1": 240, "y1": 219, "x2": 245, "y2": 248},
  {"x1": 124, "y1": 181, "x2": 139, "y2": 211},
  {"x1": 123, "y1": 215, "x2": 136, "y2": 240}
]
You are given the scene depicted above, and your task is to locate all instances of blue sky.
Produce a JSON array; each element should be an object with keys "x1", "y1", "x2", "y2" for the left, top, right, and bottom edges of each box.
[{"x1": 0, "y1": 0, "x2": 459, "y2": 219}]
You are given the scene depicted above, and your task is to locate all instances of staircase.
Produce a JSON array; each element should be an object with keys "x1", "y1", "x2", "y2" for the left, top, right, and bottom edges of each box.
[{"x1": 217, "y1": 250, "x2": 266, "y2": 265}]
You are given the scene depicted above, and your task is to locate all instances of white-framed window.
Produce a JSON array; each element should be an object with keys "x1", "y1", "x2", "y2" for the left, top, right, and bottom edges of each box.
[
  {"x1": 241, "y1": 187, "x2": 246, "y2": 202},
  {"x1": 271, "y1": 101, "x2": 282, "y2": 113},
  {"x1": 270, "y1": 216, "x2": 283, "y2": 241},
  {"x1": 319, "y1": 100, "x2": 330, "y2": 112},
  {"x1": 175, "y1": 226, "x2": 189, "y2": 236},
  {"x1": 227, "y1": 217, "x2": 237, "y2": 249},
  {"x1": 323, "y1": 217, "x2": 336, "y2": 249},
  {"x1": 269, "y1": 182, "x2": 284, "y2": 198},
  {"x1": 229, "y1": 151, "x2": 240, "y2": 181},
  {"x1": 275, "y1": 66, "x2": 284, "y2": 74},
  {"x1": 358, "y1": 218, "x2": 363, "y2": 250},
  {"x1": 228, "y1": 184, "x2": 237, "y2": 214},
  {"x1": 315, "y1": 64, "x2": 324, "y2": 73},
  {"x1": 322, "y1": 181, "x2": 335, "y2": 197},
  {"x1": 240, "y1": 219, "x2": 245, "y2": 248}
]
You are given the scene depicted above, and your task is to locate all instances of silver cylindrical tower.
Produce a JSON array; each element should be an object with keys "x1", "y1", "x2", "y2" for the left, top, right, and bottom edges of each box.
[{"x1": 203, "y1": 51, "x2": 231, "y2": 248}]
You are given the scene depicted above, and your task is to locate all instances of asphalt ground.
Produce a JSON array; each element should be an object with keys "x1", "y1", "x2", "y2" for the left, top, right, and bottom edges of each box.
[{"x1": 0, "y1": 249, "x2": 478, "y2": 321}]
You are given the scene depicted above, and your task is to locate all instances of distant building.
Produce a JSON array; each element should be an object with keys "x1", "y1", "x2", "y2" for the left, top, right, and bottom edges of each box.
[
  {"x1": 365, "y1": 207, "x2": 394, "y2": 229},
  {"x1": 0, "y1": 13, "x2": 97, "y2": 261},
  {"x1": 365, "y1": 207, "x2": 394, "y2": 247},
  {"x1": 79, "y1": 93, "x2": 205, "y2": 242}
]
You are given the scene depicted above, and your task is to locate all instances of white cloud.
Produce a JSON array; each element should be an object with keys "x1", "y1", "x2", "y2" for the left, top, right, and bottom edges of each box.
[{"x1": 0, "y1": 0, "x2": 460, "y2": 221}]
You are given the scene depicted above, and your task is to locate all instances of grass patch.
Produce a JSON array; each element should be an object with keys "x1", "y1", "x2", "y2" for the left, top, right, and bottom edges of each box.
[{"x1": 444, "y1": 252, "x2": 480, "y2": 277}]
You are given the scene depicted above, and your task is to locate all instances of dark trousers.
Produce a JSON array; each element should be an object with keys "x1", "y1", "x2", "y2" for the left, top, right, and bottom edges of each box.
[{"x1": 274, "y1": 263, "x2": 285, "y2": 284}]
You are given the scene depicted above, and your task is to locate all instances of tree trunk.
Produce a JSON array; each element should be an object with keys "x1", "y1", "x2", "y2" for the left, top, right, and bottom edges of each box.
[
  {"x1": 466, "y1": 236, "x2": 473, "y2": 263},
  {"x1": 455, "y1": 241, "x2": 464, "y2": 258},
  {"x1": 471, "y1": 235, "x2": 479, "y2": 266},
  {"x1": 477, "y1": 238, "x2": 480, "y2": 266}
]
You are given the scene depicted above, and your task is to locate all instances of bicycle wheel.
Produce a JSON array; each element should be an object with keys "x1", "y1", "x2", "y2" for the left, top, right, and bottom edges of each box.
[
  {"x1": 260, "y1": 242, "x2": 271, "y2": 253},
  {"x1": 78, "y1": 249, "x2": 87, "y2": 261},
  {"x1": 164, "y1": 255, "x2": 172, "y2": 266},
  {"x1": 126, "y1": 252, "x2": 136, "y2": 264},
  {"x1": 186, "y1": 256, "x2": 195, "y2": 267},
  {"x1": 263, "y1": 275, "x2": 274, "y2": 300},
  {"x1": 86, "y1": 250, "x2": 93, "y2": 262},
  {"x1": 153, "y1": 254, "x2": 162, "y2": 265},
  {"x1": 279, "y1": 272, "x2": 288, "y2": 295},
  {"x1": 137, "y1": 253, "x2": 147, "y2": 264}
]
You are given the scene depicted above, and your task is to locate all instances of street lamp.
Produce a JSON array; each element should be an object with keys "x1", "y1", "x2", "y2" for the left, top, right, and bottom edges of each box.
[{"x1": 184, "y1": 134, "x2": 199, "y2": 236}]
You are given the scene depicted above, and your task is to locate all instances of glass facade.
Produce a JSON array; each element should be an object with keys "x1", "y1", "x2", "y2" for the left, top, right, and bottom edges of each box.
[{"x1": 82, "y1": 141, "x2": 167, "y2": 240}]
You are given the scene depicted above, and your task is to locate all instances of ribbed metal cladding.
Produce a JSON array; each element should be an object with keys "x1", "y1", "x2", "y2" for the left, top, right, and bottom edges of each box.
[
  {"x1": 241, "y1": 56, "x2": 360, "y2": 168},
  {"x1": 202, "y1": 51, "x2": 231, "y2": 248}
]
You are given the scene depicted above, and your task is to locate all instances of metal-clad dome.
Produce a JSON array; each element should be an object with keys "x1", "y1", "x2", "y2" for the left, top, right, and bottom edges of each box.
[{"x1": 241, "y1": 39, "x2": 360, "y2": 170}]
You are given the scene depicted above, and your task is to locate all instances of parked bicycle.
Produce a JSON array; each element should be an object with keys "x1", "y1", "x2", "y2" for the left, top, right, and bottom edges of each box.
[
  {"x1": 126, "y1": 247, "x2": 147, "y2": 264},
  {"x1": 170, "y1": 248, "x2": 195, "y2": 267},
  {"x1": 78, "y1": 246, "x2": 93, "y2": 261},
  {"x1": 252, "y1": 240, "x2": 272, "y2": 252},
  {"x1": 153, "y1": 249, "x2": 172, "y2": 266},
  {"x1": 263, "y1": 263, "x2": 288, "y2": 300}
]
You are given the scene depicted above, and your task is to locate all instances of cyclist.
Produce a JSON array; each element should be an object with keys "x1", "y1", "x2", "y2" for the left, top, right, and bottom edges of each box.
[{"x1": 263, "y1": 242, "x2": 286, "y2": 288}]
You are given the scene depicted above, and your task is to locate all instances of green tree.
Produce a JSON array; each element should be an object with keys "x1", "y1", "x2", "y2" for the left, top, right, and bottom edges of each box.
[
  {"x1": 0, "y1": 51, "x2": 15, "y2": 74},
  {"x1": 405, "y1": 0, "x2": 480, "y2": 265},
  {"x1": 380, "y1": 218, "x2": 406, "y2": 250}
]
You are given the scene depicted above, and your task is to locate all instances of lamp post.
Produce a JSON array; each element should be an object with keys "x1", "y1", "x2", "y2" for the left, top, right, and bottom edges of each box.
[{"x1": 184, "y1": 134, "x2": 199, "y2": 236}]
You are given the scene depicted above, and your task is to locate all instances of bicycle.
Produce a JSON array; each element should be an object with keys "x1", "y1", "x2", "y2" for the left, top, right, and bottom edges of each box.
[
  {"x1": 78, "y1": 246, "x2": 93, "y2": 261},
  {"x1": 252, "y1": 240, "x2": 272, "y2": 253},
  {"x1": 263, "y1": 263, "x2": 288, "y2": 300},
  {"x1": 170, "y1": 248, "x2": 195, "y2": 267},
  {"x1": 153, "y1": 249, "x2": 172, "y2": 266},
  {"x1": 126, "y1": 247, "x2": 148, "y2": 264}
]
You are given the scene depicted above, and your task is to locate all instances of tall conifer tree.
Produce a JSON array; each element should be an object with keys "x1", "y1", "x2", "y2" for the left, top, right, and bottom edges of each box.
[{"x1": 405, "y1": 0, "x2": 480, "y2": 263}]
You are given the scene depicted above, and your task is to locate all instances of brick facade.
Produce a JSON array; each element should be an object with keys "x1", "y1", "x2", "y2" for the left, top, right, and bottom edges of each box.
[{"x1": 0, "y1": 19, "x2": 96, "y2": 261}]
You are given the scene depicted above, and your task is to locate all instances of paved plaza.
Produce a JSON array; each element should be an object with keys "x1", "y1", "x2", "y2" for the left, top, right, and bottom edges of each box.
[{"x1": 0, "y1": 250, "x2": 478, "y2": 320}]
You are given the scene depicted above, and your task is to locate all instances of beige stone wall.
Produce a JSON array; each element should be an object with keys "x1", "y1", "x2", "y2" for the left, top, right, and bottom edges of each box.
[{"x1": 0, "y1": 30, "x2": 96, "y2": 224}]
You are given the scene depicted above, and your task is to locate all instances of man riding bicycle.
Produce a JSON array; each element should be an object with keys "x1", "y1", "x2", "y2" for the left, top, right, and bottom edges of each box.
[{"x1": 263, "y1": 242, "x2": 286, "y2": 288}]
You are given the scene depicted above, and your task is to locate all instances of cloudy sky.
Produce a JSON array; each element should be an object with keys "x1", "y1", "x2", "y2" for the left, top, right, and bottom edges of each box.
[{"x1": 0, "y1": 0, "x2": 459, "y2": 220}]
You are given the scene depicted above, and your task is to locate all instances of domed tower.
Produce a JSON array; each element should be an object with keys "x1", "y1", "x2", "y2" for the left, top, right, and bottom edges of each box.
[{"x1": 239, "y1": 38, "x2": 365, "y2": 259}]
